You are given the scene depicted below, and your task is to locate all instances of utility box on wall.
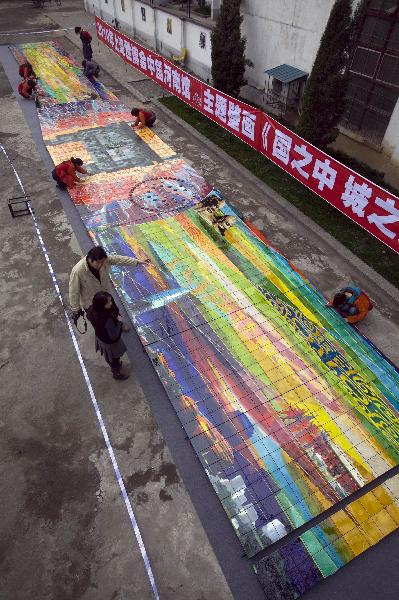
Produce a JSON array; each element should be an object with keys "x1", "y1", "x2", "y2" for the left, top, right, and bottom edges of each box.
[{"x1": 264, "y1": 64, "x2": 308, "y2": 117}]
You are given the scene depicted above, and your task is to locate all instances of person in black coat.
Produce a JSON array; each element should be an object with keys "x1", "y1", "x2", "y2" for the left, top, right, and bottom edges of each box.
[{"x1": 86, "y1": 291, "x2": 130, "y2": 380}]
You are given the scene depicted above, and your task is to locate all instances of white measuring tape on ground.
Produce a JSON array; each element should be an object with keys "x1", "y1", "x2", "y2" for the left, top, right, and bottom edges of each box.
[
  {"x1": 0, "y1": 27, "x2": 76, "y2": 36},
  {"x1": 0, "y1": 143, "x2": 160, "y2": 600}
]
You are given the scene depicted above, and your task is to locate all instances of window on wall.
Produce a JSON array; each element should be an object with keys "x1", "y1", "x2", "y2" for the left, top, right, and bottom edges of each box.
[
  {"x1": 360, "y1": 16, "x2": 390, "y2": 46},
  {"x1": 141, "y1": 7, "x2": 146, "y2": 21},
  {"x1": 351, "y1": 47, "x2": 380, "y2": 76},
  {"x1": 167, "y1": 18, "x2": 172, "y2": 34},
  {"x1": 369, "y1": 0, "x2": 399, "y2": 13},
  {"x1": 121, "y1": 0, "x2": 125, "y2": 11},
  {"x1": 377, "y1": 53, "x2": 399, "y2": 84},
  {"x1": 387, "y1": 21, "x2": 399, "y2": 49}
]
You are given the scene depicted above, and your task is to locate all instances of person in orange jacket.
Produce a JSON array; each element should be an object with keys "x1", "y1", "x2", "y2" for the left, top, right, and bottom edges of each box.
[
  {"x1": 329, "y1": 285, "x2": 373, "y2": 325},
  {"x1": 18, "y1": 78, "x2": 37, "y2": 99},
  {"x1": 51, "y1": 157, "x2": 89, "y2": 189}
]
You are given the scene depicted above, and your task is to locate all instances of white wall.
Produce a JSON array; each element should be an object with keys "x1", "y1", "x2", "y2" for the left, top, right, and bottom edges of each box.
[
  {"x1": 87, "y1": 0, "x2": 336, "y2": 90},
  {"x1": 86, "y1": 0, "x2": 213, "y2": 78},
  {"x1": 241, "y1": 0, "x2": 335, "y2": 89},
  {"x1": 185, "y1": 21, "x2": 212, "y2": 81},
  {"x1": 114, "y1": 0, "x2": 129, "y2": 26},
  {"x1": 155, "y1": 10, "x2": 183, "y2": 56},
  {"x1": 382, "y1": 99, "x2": 399, "y2": 162},
  {"x1": 133, "y1": 1, "x2": 156, "y2": 46}
]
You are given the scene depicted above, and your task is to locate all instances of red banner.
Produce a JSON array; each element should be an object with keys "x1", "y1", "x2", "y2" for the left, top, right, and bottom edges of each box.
[{"x1": 96, "y1": 16, "x2": 399, "y2": 254}]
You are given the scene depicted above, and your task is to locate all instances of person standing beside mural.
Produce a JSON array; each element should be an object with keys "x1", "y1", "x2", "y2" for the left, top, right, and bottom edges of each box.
[
  {"x1": 86, "y1": 292, "x2": 130, "y2": 380},
  {"x1": 69, "y1": 246, "x2": 150, "y2": 318},
  {"x1": 75, "y1": 26, "x2": 93, "y2": 60}
]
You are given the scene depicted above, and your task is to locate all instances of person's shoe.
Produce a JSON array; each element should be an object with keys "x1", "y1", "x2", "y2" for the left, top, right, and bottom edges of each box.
[{"x1": 113, "y1": 371, "x2": 130, "y2": 380}]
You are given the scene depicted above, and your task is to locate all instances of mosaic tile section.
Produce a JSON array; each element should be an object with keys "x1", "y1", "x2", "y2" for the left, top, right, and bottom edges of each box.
[
  {"x1": 254, "y1": 474, "x2": 399, "y2": 599},
  {"x1": 12, "y1": 41, "x2": 399, "y2": 565}
]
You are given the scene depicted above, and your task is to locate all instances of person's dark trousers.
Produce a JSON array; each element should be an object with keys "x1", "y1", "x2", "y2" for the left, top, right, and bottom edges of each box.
[
  {"x1": 104, "y1": 355, "x2": 122, "y2": 376},
  {"x1": 147, "y1": 114, "x2": 156, "y2": 127},
  {"x1": 52, "y1": 169, "x2": 67, "y2": 189},
  {"x1": 83, "y1": 43, "x2": 93, "y2": 61}
]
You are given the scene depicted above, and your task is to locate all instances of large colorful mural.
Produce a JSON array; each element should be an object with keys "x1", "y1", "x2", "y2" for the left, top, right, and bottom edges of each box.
[
  {"x1": 11, "y1": 40, "x2": 399, "y2": 590},
  {"x1": 254, "y1": 474, "x2": 399, "y2": 598}
]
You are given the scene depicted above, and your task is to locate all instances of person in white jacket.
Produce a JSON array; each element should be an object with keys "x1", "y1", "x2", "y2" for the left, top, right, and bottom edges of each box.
[{"x1": 69, "y1": 246, "x2": 150, "y2": 318}]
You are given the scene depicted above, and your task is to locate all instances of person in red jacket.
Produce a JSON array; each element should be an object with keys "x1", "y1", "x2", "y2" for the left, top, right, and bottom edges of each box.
[
  {"x1": 19, "y1": 61, "x2": 36, "y2": 80},
  {"x1": 75, "y1": 26, "x2": 93, "y2": 60},
  {"x1": 51, "y1": 157, "x2": 88, "y2": 189},
  {"x1": 131, "y1": 107, "x2": 157, "y2": 129},
  {"x1": 18, "y1": 78, "x2": 37, "y2": 99}
]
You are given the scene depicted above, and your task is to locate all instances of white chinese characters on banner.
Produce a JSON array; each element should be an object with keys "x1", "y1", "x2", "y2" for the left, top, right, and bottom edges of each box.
[
  {"x1": 172, "y1": 69, "x2": 181, "y2": 94},
  {"x1": 368, "y1": 197, "x2": 399, "y2": 240},
  {"x1": 291, "y1": 144, "x2": 313, "y2": 180},
  {"x1": 132, "y1": 45, "x2": 139, "y2": 66},
  {"x1": 262, "y1": 122, "x2": 272, "y2": 151},
  {"x1": 115, "y1": 36, "x2": 125, "y2": 56},
  {"x1": 105, "y1": 28, "x2": 114, "y2": 47},
  {"x1": 124, "y1": 40, "x2": 132, "y2": 62},
  {"x1": 215, "y1": 94, "x2": 228, "y2": 122},
  {"x1": 147, "y1": 55, "x2": 156, "y2": 77},
  {"x1": 181, "y1": 75, "x2": 191, "y2": 100},
  {"x1": 272, "y1": 130, "x2": 292, "y2": 166},
  {"x1": 203, "y1": 88, "x2": 215, "y2": 114},
  {"x1": 241, "y1": 111, "x2": 256, "y2": 142},
  {"x1": 155, "y1": 59, "x2": 164, "y2": 82},
  {"x1": 227, "y1": 102, "x2": 241, "y2": 132},
  {"x1": 164, "y1": 63, "x2": 172, "y2": 87},
  {"x1": 312, "y1": 158, "x2": 337, "y2": 191},
  {"x1": 139, "y1": 50, "x2": 147, "y2": 71},
  {"x1": 341, "y1": 176, "x2": 372, "y2": 217}
]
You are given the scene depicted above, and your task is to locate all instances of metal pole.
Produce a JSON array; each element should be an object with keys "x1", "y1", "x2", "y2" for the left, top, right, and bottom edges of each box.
[{"x1": 188, "y1": 0, "x2": 191, "y2": 18}]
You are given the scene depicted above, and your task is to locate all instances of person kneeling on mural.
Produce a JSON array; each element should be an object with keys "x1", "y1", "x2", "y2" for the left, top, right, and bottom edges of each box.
[
  {"x1": 131, "y1": 107, "x2": 157, "y2": 129},
  {"x1": 82, "y1": 59, "x2": 100, "y2": 82},
  {"x1": 86, "y1": 292, "x2": 130, "y2": 380},
  {"x1": 52, "y1": 157, "x2": 88, "y2": 189},
  {"x1": 69, "y1": 246, "x2": 150, "y2": 321},
  {"x1": 19, "y1": 61, "x2": 36, "y2": 80},
  {"x1": 329, "y1": 285, "x2": 373, "y2": 325},
  {"x1": 18, "y1": 77, "x2": 37, "y2": 99}
]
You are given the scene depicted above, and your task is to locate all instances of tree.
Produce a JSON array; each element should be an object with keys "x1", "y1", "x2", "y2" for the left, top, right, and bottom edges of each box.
[
  {"x1": 296, "y1": 0, "x2": 354, "y2": 149},
  {"x1": 211, "y1": 0, "x2": 252, "y2": 98}
]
